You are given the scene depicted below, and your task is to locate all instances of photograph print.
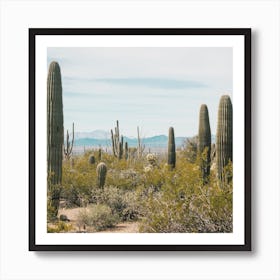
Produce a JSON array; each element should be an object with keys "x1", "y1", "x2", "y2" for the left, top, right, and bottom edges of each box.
[{"x1": 29, "y1": 29, "x2": 251, "y2": 251}]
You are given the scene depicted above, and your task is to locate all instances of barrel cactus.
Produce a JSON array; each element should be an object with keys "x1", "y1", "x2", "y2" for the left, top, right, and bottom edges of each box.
[
  {"x1": 47, "y1": 61, "x2": 64, "y2": 185},
  {"x1": 216, "y1": 95, "x2": 233, "y2": 185},
  {"x1": 96, "y1": 162, "x2": 107, "y2": 188},
  {"x1": 89, "y1": 155, "x2": 96, "y2": 164},
  {"x1": 167, "y1": 127, "x2": 176, "y2": 169},
  {"x1": 198, "y1": 104, "x2": 211, "y2": 182}
]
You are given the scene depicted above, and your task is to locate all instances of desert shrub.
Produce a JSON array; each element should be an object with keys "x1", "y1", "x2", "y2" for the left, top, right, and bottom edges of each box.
[
  {"x1": 181, "y1": 136, "x2": 198, "y2": 163},
  {"x1": 90, "y1": 186, "x2": 141, "y2": 221},
  {"x1": 121, "y1": 190, "x2": 142, "y2": 221},
  {"x1": 47, "y1": 221, "x2": 73, "y2": 233},
  {"x1": 139, "y1": 161, "x2": 232, "y2": 233},
  {"x1": 77, "y1": 204, "x2": 120, "y2": 231}
]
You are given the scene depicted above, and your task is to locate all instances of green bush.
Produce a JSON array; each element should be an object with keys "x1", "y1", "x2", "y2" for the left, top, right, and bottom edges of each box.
[
  {"x1": 139, "y1": 161, "x2": 233, "y2": 233},
  {"x1": 47, "y1": 221, "x2": 73, "y2": 233},
  {"x1": 58, "y1": 145, "x2": 232, "y2": 233},
  {"x1": 90, "y1": 186, "x2": 141, "y2": 221},
  {"x1": 77, "y1": 204, "x2": 120, "y2": 231}
]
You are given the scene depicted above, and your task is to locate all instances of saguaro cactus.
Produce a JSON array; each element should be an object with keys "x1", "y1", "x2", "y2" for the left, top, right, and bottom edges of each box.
[
  {"x1": 167, "y1": 127, "x2": 176, "y2": 169},
  {"x1": 137, "y1": 126, "x2": 145, "y2": 158},
  {"x1": 216, "y1": 95, "x2": 233, "y2": 185},
  {"x1": 198, "y1": 104, "x2": 211, "y2": 182},
  {"x1": 47, "y1": 61, "x2": 64, "y2": 185},
  {"x1": 98, "y1": 148, "x2": 102, "y2": 161},
  {"x1": 111, "y1": 120, "x2": 124, "y2": 159},
  {"x1": 124, "y1": 142, "x2": 128, "y2": 160},
  {"x1": 96, "y1": 162, "x2": 107, "y2": 188},
  {"x1": 64, "y1": 122, "x2": 74, "y2": 160}
]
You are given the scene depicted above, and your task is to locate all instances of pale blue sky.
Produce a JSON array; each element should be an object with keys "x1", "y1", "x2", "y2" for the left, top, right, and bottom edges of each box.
[{"x1": 47, "y1": 47, "x2": 232, "y2": 137}]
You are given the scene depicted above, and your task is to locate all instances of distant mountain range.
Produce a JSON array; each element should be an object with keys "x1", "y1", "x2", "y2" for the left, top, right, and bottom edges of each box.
[
  {"x1": 72, "y1": 135, "x2": 185, "y2": 148},
  {"x1": 66, "y1": 130, "x2": 216, "y2": 148},
  {"x1": 73, "y1": 130, "x2": 111, "y2": 140}
]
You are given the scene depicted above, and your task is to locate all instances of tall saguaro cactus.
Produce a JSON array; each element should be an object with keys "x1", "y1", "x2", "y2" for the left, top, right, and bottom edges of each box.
[
  {"x1": 47, "y1": 61, "x2": 64, "y2": 185},
  {"x1": 167, "y1": 127, "x2": 176, "y2": 169},
  {"x1": 198, "y1": 104, "x2": 211, "y2": 183},
  {"x1": 216, "y1": 95, "x2": 233, "y2": 185}
]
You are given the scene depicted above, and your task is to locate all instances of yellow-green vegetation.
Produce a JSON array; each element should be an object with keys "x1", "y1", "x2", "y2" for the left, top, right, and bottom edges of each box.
[
  {"x1": 49, "y1": 145, "x2": 232, "y2": 233},
  {"x1": 47, "y1": 221, "x2": 73, "y2": 233},
  {"x1": 77, "y1": 204, "x2": 119, "y2": 231}
]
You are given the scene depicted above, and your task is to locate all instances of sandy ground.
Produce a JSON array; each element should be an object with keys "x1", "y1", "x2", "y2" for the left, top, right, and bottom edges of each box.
[{"x1": 55, "y1": 207, "x2": 139, "y2": 233}]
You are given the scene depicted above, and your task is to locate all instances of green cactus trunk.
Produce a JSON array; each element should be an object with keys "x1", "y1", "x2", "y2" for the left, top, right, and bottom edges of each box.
[
  {"x1": 47, "y1": 61, "x2": 64, "y2": 219},
  {"x1": 47, "y1": 61, "x2": 64, "y2": 185},
  {"x1": 216, "y1": 95, "x2": 233, "y2": 186},
  {"x1": 96, "y1": 162, "x2": 107, "y2": 188},
  {"x1": 167, "y1": 127, "x2": 176, "y2": 169},
  {"x1": 124, "y1": 142, "x2": 128, "y2": 160},
  {"x1": 198, "y1": 104, "x2": 211, "y2": 183},
  {"x1": 98, "y1": 148, "x2": 102, "y2": 161}
]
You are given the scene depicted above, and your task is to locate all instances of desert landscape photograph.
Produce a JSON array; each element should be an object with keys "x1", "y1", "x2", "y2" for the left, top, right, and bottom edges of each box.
[{"x1": 46, "y1": 47, "x2": 233, "y2": 234}]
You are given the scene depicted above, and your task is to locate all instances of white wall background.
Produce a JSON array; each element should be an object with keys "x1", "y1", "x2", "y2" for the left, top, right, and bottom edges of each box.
[{"x1": 0, "y1": 0, "x2": 279, "y2": 279}]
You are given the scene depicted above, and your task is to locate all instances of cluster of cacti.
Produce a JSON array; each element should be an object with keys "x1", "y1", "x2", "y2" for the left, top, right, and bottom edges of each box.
[
  {"x1": 64, "y1": 122, "x2": 75, "y2": 160},
  {"x1": 195, "y1": 95, "x2": 232, "y2": 186},
  {"x1": 96, "y1": 162, "x2": 107, "y2": 188},
  {"x1": 216, "y1": 95, "x2": 233, "y2": 185},
  {"x1": 47, "y1": 61, "x2": 64, "y2": 185},
  {"x1": 198, "y1": 104, "x2": 211, "y2": 183},
  {"x1": 111, "y1": 120, "x2": 124, "y2": 159},
  {"x1": 167, "y1": 127, "x2": 176, "y2": 169}
]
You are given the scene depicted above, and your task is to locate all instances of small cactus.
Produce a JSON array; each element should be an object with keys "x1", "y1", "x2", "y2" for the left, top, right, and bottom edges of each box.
[
  {"x1": 64, "y1": 122, "x2": 74, "y2": 161},
  {"x1": 167, "y1": 127, "x2": 176, "y2": 169},
  {"x1": 96, "y1": 162, "x2": 107, "y2": 188},
  {"x1": 216, "y1": 95, "x2": 233, "y2": 185},
  {"x1": 89, "y1": 155, "x2": 96, "y2": 164},
  {"x1": 198, "y1": 104, "x2": 211, "y2": 183}
]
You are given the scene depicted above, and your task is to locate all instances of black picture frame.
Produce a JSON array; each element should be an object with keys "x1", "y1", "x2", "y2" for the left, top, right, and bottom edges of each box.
[{"x1": 29, "y1": 28, "x2": 251, "y2": 251}]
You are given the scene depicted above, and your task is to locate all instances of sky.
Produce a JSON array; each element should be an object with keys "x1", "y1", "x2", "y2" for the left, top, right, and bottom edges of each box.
[{"x1": 47, "y1": 47, "x2": 232, "y2": 138}]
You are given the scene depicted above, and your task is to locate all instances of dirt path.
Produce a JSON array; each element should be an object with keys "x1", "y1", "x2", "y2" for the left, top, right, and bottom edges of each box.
[{"x1": 57, "y1": 207, "x2": 139, "y2": 233}]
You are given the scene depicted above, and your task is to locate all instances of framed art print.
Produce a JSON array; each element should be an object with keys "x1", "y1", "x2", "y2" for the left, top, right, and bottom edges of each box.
[{"x1": 29, "y1": 28, "x2": 251, "y2": 251}]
